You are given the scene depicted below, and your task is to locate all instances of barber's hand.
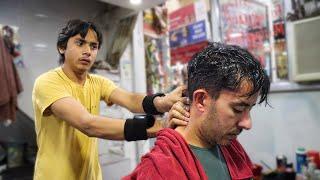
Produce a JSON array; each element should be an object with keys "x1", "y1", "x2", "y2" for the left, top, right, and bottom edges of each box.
[
  {"x1": 165, "y1": 101, "x2": 190, "y2": 128},
  {"x1": 148, "y1": 100, "x2": 190, "y2": 137},
  {"x1": 154, "y1": 86, "x2": 187, "y2": 113},
  {"x1": 146, "y1": 120, "x2": 163, "y2": 138}
]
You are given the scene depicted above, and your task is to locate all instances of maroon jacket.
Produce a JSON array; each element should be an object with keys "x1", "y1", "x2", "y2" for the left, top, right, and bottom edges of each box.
[
  {"x1": 123, "y1": 128, "x2": 253, "y2": 180},
  {"x1": 0, "y1": 35, "x2": 23, "y2": 121}
]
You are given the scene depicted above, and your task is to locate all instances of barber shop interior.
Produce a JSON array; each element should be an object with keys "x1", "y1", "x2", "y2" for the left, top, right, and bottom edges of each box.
[{"x1": 1, "y1": 0, "x2": 320, "y2": 179}]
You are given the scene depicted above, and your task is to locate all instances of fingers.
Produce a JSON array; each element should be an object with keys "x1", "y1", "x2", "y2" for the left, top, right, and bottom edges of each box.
[
  {"x1": 166, "y1": 85, "x2": 188, "y2": 108},
  {"x1": 172, "y1": 101, "x2": 190, "y2": 118},
  {"x1": 168, "y1": 118, "x2": 188, "y2": 128},
  {"x1": 170, "y1": 109, "x2": 189, "y2": 122},
  {"x1": 176, "y1": 85, "x2": 187, "y2": 91},
  {"x1": 166, "y1": 100, "x2": 190, "y2": 129},
  {"x1": 180, "y1": 97, "x2": 190, "y2": 105},
  {"x1": 172, "y1": 85, "x2": 187, "y2": 95},
  {"x1": 179, "y1": 85, "x2": 187, "y2": 91}
]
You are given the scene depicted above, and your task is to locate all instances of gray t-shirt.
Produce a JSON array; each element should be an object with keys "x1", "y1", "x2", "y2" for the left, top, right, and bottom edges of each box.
[{"x1": 190, "y1": 144, "x2": 231, "y2": 180}]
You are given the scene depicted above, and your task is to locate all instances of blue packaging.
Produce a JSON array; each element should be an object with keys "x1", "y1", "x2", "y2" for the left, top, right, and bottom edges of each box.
[{"x1": 296, "y1": 147, "x2": 307, "y2": 174}]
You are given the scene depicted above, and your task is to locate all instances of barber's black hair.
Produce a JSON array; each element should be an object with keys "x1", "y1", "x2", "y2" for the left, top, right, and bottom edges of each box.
[
  {"x1": 187, "y1": 42, "x2": 270, "y2": 105},
  {"x1": 57, "y1": 19, "x2": 102, "y2": 64}
]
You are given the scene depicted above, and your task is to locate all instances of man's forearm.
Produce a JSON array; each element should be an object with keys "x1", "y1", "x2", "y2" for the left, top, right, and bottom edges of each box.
[
  {"x1": 83, "y1": 115, "x2": 163, "y2": 140},
  {"x1": 83, "y1": 115, "x2": 126, "y2": 140},
  {"x1": 127, "y1": 94, "x2": 145, "y2": 113}
]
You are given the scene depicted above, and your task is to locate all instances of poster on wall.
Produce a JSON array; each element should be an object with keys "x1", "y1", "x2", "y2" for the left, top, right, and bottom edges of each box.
[
  {"x1": 170, "y1": 41, "x2": 208, "y2": 66},
  {"x1": 219, "y1": 0, "x2": 271, "y2": 76},
  {"x1": 168, "y1": 0, "x2": 210, "y2": 65},
  {"x1": 169, "y1": 20, "x2": 207, "y2": 48},
  {"x1": 169, "y1": 3, "x2": 196, "y2": 30},
  {"x1": 169, "y1": 0, "x2": 208, "y2": 30},
  {"x1": 272, "y1": 0, "x2": 284, "y2": 21}
]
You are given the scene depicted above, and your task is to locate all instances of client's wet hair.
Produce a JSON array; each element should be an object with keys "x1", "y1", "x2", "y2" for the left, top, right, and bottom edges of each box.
[{"x1": 187, "y1": 42, "x2": 270, "y2": 105}]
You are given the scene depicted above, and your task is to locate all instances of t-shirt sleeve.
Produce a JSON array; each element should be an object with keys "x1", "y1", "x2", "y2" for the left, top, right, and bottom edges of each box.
[
  {"x1": 99, "y1": 76, "x2": 118, "y2": 104},
  {"x1": 33, "y1": 75, "x2": 71, "y2": 115}
]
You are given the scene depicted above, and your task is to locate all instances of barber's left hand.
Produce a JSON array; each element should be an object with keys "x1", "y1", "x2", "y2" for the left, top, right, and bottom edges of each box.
[
  {"x1": 165, "y1": 101, "x2": 190, "y2": 128},
  {"x1": 149, "y1": 100, "x2": 190, "y2": 136},
  {"x1": 154, "y1": 85, "x2": 187, "y2": 113}
]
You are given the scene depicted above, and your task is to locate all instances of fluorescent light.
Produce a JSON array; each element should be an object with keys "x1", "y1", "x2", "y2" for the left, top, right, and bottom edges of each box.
[
  {"x1": 34, "y1": 43, "x2": 47, "y2": 48},
  {"x1": 229, "y1": 33, "x2": 242, "y2": 38},
  {"x1": 130, "y1": 0, "x2": 142, "y2": 5},
  {"x1": 35, "y1": 14, "x2": 48, "y2": 18}
]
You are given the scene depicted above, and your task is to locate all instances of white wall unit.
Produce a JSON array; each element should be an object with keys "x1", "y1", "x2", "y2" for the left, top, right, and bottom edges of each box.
[
  {"x1": 287, "y1": 16, "x2": 320, "y2": 82},
  {"x1": 239, "y1": 91, "x2": 320, "y2": 171}
]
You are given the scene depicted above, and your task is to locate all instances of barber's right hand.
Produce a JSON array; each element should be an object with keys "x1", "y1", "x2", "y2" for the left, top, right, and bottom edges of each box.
[{"x1": 166, "y1": 100, "x2": 190, "y2": 128}]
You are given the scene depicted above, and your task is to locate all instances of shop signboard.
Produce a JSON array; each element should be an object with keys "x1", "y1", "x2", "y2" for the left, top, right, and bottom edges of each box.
[
  {"x1": 169, "y1": 1, "x2": 207, "y2": 31},
  {"x1": 170, "y1": 41, "x2": 208, "y2": 66},
  {"x1": 187, "y1": 20, "x2": 207, "y2": 44},
  {"x1": 169, "y1": 20, "x2": 207, "y2": 48},
  {"x1": 169, "y1": 3, "x2": 195, "y2": 31}
]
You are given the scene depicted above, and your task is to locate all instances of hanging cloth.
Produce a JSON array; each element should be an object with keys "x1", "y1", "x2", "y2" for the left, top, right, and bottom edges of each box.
[
  {"x1": 105, "y1": 15, "x2": 137, "y2": 69},
  {"x1": 0, "y1": 35, "x2": 23, "y2": 121}
]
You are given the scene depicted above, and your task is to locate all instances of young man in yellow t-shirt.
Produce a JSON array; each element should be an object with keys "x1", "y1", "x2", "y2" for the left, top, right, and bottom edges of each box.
[{"x1": 32, "y1": 19, "x2": 189, "y2": 180}]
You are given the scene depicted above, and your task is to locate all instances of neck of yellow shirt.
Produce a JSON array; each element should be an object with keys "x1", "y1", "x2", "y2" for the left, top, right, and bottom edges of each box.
[{"x1": 61, "y1": 64, "x2": 87, "y2": 86}]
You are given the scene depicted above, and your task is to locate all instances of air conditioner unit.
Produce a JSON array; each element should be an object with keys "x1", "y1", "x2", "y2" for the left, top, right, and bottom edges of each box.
[{"x1": 287, "y1": 16, "x2": 320, "y2": 82}]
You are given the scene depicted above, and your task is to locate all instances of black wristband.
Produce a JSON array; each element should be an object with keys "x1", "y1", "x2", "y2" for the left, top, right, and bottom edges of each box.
[
  {"x1": 124, "y1": 115, "x2": 155, "y2": 141},
  {"x1": 142, "y1": 93, "x2": 165, "y2": 115},
  {"x1": 133, "y1": 114, "x2": 155, "y2": 128}
]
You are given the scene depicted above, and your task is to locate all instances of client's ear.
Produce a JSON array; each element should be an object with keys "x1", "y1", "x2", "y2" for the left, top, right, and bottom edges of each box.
[{"x1": 193, "y1": 89, "x2": 210, "y2": 112}]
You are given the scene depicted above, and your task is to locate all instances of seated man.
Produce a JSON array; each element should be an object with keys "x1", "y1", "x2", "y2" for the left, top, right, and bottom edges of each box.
[{"x1": 123, "y1": 42, "x2": 270, "y2": 180}]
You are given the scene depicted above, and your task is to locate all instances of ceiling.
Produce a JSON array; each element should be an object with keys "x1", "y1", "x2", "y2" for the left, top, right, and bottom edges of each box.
[{"x1": 99, "y1": 0, "x2": 165, "y2": 11}]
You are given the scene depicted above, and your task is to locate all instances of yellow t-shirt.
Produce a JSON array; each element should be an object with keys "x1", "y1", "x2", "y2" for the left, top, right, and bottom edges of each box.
[{"x1": 32, "y1": 67, "x2": 117, "y2": 180}]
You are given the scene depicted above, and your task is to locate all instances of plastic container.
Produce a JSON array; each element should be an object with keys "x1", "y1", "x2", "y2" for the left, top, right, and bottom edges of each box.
[
  {"x1": 276, "y1": 155, "x2": 287, "y2": 172},
  {"x1": 296, "y1": 147, "x2": 307, "y2": 174},
  {"x1": 307, "y1": 150, "x2": 320, "y2": 169}
]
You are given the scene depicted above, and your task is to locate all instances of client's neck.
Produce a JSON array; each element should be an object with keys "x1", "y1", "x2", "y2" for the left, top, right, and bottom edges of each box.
[{"x1": 175, "y1": 119, "x2": 211, "y2": 148}]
